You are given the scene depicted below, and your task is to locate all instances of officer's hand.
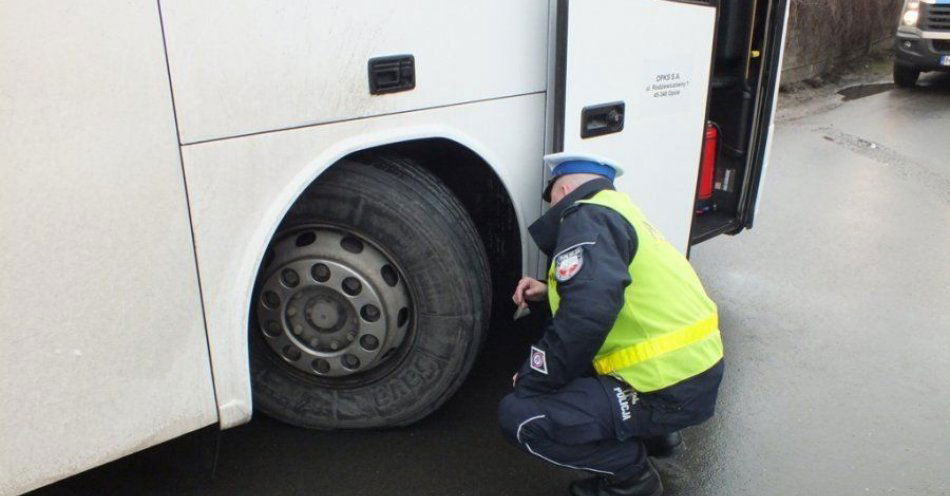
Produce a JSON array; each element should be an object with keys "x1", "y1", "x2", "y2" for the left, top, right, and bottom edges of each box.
[
  {"x1": 512, "y1": 372, "x2": 518, "y2": 388},
  {"x1": 512, "y1": 277, "x2": 548, "y2": 309}
]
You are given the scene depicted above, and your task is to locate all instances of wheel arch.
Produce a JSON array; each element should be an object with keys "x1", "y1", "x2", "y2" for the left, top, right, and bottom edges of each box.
[
  {"x1": 343, "y1": 138, "x2": 524, "y2": 320},
  {"x1": 215, "y1": 127, "x2": 532, "y2": 428}
]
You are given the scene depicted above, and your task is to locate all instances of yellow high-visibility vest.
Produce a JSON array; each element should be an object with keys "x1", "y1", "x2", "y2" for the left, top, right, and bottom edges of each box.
[{"x1": 548, "y1": 189, "x2": 723, "y2": 392}]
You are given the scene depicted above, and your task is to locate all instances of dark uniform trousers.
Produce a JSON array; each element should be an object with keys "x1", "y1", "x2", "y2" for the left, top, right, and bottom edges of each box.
[{"x1": 498, "y1": 363, "x2": 723, "y2": 480}]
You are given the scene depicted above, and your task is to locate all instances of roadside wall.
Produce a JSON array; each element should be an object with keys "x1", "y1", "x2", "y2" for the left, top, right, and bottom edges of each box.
[{"x1": 782, "y1": 0, "x2": 903, "y2": 83}]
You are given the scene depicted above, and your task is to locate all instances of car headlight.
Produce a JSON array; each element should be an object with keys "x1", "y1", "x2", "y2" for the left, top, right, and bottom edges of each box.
[{"x1": 901, "y1": 0, "x2": 920, "y2": 27}]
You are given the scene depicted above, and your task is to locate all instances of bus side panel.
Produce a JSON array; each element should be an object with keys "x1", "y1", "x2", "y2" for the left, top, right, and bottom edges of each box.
[
  {"x1": 0, "y1": 2, "x2": 216, "y2": 494},
  {"x1": 179, "y1": 94, "x2": 546, "y2": 428},
  {"x1": 160, "y1": 0, "x2": 549, "y2": 144}
]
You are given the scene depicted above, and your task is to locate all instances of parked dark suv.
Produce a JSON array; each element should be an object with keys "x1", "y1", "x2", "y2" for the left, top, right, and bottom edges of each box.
[{"x1": 894, "y1": 0, "x2": 950, "y2": 87}]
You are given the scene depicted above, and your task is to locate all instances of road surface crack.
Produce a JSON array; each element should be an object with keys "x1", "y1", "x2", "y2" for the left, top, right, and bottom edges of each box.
[{"x1": 818, "y1": 126, "x2": 950, "y2": 206}]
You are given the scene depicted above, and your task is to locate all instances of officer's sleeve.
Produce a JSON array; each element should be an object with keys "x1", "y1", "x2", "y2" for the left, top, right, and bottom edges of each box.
[{"x1": 515, "y1": 205, "x2": 637, "y2": 394}]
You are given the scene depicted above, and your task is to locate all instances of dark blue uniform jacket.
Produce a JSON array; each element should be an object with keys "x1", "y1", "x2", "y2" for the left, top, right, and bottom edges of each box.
[{"x1": 516, "y1": 179, "x2": 723, "y2": 419}]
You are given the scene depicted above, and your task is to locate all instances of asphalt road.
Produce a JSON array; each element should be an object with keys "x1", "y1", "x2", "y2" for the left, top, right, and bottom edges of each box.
[{"x1": 34, "y1": 72, "x2": 950, "y2": 496}]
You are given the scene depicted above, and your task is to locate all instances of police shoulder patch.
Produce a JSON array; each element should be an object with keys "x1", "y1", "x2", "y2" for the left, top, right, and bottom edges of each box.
[
  {"x1": 554, "y1": 245, "x2": 586, "y2": 282},
  {"x1": 529, "y1": 346, "x2": 548, "y2": 375}
]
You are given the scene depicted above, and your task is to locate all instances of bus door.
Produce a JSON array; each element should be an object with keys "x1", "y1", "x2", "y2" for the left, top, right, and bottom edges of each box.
[{"x1": 549, "y1": 0, "x2": 717, "y2": 254}]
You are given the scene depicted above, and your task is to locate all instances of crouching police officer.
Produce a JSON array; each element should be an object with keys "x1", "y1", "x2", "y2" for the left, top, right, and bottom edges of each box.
[{"x1": 498, "y1": 153, "x2": 724, "y2": 496}]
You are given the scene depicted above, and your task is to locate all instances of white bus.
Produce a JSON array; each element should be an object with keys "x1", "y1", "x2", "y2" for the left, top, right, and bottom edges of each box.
[{"x1": 0, "y1": 0, "x2": 789, "y2": 493}]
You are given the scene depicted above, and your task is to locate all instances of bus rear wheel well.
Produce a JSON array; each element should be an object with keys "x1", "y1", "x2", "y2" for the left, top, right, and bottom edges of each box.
[{"x1": 251, "y1": 139, "x2": 523, "y2": 428}]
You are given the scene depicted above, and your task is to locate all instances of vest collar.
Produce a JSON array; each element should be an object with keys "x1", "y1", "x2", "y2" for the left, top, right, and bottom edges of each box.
[{"x1": 528, "y1": 178, "x2": 615, "y2": 257}]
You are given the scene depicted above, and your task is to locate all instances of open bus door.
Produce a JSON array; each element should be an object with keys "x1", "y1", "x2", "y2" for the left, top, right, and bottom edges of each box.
[
  {"x1": 549, "y1": 0, "x2": 717, "y2": 254},
  {"x1": 733, "y1": 0, "x2": 790, "y2": 232}
]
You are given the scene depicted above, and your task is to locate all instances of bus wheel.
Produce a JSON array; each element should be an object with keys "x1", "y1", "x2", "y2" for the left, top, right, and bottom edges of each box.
[{"x1": 249, "y1": 153, "x2": 490, "y2": 429}]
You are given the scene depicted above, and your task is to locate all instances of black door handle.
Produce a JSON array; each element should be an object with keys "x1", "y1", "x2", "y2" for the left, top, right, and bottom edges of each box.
[
  {"x1": 581, "y1": 101, "x2": 625, "y2": 138},
  {"x1": 368, "y1": 55, "x2": 415, "y2": 95}
]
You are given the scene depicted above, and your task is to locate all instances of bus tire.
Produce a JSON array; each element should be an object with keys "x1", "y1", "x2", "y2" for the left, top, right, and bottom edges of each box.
[{"x1": 249, "y1": 152, "x2": 491, "y2": 429}]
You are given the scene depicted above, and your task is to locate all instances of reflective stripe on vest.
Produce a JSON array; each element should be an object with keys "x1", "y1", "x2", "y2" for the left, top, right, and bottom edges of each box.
[
  {"x1": 548, "y1": 189, "x2": 723, "y2": 392},
  {"x1": 592, "y1": 315, "x2": 719, "y2": 375}
]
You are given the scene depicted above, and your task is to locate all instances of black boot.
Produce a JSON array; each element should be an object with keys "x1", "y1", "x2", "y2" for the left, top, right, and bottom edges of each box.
[
  {"x1": 642, "y1": 431, "x2": 682, "y2": 458},
  {"x1": 568, "y1": 460, "x2": 663, "y2": 496}
]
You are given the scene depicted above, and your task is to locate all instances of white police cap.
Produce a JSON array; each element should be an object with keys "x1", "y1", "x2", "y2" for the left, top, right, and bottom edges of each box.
[{"x1": 542, "y1": 152, "x2": 624, "y2": 201}]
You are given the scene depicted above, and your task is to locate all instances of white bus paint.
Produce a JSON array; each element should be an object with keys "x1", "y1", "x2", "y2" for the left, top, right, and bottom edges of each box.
[
  {"x1": 182, "y1": 96, "x2": 546, "y2": 428},
  {"x1": 1, "y1": 2, "x2": 216, "y2": 494},
  {"x1": 158, "y1": 0, "x2": 549, "y2": 144},
  {"x1": 1, "y1": 0, "x2": 789, "y2": 493},
  {"x1": 559, "y1": 0, "x2": 717, "y2": 254}
]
